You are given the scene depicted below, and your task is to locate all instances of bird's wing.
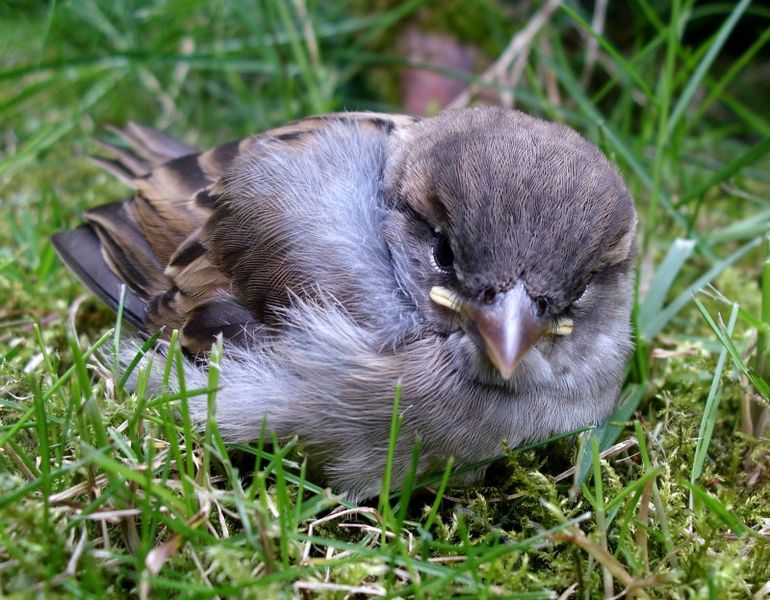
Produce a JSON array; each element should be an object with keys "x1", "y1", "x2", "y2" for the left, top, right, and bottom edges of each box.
[{"x1": 53, "y1": 113, "x2": 416, "y2": 354}]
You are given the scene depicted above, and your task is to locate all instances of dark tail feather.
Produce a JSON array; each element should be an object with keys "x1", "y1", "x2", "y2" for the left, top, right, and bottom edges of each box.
[
  {"x1": 54, "y1": 123, "x2": 230, "y2": 343},
  {"x1": 89, "y1": 122, "x2": 199, "y2": 184},
  {"x1": 52, "y1": 226, "x2": 148, "y2": 331},
  {"x1": 114, "y1": 122, "x2": 197, "y2": 164},
  {"x1": 54, "y1": 124, "x2": 207, "y2": 334},
  {"x1": 103, "y1": 122, "x2": 198, "y2": 175},
  {"x1": 83, "y1": 201, "x2": 169, "y2": 299}
]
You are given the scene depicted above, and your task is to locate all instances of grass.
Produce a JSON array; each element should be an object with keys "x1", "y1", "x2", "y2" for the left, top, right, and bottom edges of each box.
[{"x1": 1, "y1": 0, "x2": 770, "y2": 597}]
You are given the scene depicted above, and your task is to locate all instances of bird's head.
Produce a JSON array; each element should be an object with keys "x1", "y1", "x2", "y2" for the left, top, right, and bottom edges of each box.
[{"x1": 384, "y1": 107, "x2": 636, "y2": 380}]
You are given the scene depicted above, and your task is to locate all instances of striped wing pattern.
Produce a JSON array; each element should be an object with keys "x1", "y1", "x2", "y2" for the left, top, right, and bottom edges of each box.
[{"x1": 53, "y1": 113, "x2": 417, "y2": 354}]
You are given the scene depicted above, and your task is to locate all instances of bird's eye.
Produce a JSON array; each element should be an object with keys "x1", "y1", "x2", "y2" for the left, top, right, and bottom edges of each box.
[
  {"x1": 432, "y1": 230, "x2": 454, "y2": 271},
  {"x1": 570, "y1": 277, "x2": 593, "y2": 306},
  {"x1": 534, "y1": 296, "x2": 550, "y2": 317}
]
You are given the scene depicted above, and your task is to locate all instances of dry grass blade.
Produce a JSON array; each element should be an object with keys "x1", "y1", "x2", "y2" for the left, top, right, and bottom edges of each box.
[
  {"x1": 547, "y1": 526, "x2": 650, "y2": 599},
  {"x1": 636, "y1": 477, "x2": 653, "y2": 574},
  {"x1": 428, "y1": 555, "x2": 467, "y2": 564},
  {"x1": 1, "y1": 444, "x2": 36, "y2": 481},
  {"x1": 739, "y1": 518, "x2": 770, "y2": 558},
  {"x1": 579, "y1": 0, "x2": 608, "y2": 87},
  {"x1": 651, "y1": 346, "x2": 699, "y2": 359},
  {"x1": 49, "y1": 447, "x2": 171, "y2": 505},
  {"x1": 557, "y1": 581, "x2": 579, "y2": 600},
  {"x1": 754, "y1": 579, "x2": 770, "y2": 599},
  {"x1": 139, "y1": 501, "x2": 211, "y2": 600},
  {"x1": 79, "y1": 508, "x2": 150, "y2": 521},
  {"x1": 449, "y1": 0, "x2": 563, "y2": 108},
  {"x1": 49, "y1": 475, "x2": 109, "y2": 504},
  {"x1": 302, "y1": 506, "x2": 383, "y2": 563},
  {"x1": 294, "y1": 581, "x2": 387, "y2": 596},
  {"x1": 66, "y1": 526, "x2": 88, "y2": 576}
]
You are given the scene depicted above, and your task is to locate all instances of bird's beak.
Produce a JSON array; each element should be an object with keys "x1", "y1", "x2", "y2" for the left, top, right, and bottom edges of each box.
[
  {"x1": 430, "y1": 284, "x2": 549, "y2": 379},
  {"x1": 466, "y1": 285, "x2": 548, "y2": 379}
]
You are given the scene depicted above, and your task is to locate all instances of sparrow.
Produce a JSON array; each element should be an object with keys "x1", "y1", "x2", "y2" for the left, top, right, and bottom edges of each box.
[{"x1": 53, "y1": 108, "x2": 636, "y2": 500}]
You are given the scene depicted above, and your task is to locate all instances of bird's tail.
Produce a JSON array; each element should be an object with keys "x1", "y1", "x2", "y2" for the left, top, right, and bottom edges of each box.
[{"x1": 52, "y1": 122, "x2": 205, "y2": 331}]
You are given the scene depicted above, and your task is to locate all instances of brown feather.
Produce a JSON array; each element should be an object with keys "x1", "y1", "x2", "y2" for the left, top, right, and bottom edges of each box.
[
  {"x1": 106, "y1": 122, "x2": 198, "y2": 167},
  {"x1": 84, "y1": 202, "x2": 168, "y2": 299},
  {"x1": 60, "y1": 113, "x2": 417, "y2": 353},
  {"x1": 180, "y1": 296, "x2": 266, "y2": 354}
]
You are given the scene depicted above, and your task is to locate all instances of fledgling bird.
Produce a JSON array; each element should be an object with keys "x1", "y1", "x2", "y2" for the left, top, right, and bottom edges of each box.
[{"x1": 53, "y1": 108, "x2": 636, "y2": 500}]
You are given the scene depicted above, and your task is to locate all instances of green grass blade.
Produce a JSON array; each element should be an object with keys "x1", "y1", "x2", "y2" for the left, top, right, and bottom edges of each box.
[
  {"x1": 664, "y1": 0, "x2": 752, "y2": 137},
  {"x1": 694, "y1": 295, "x2": 770, "y2": 399},
  {"x1": 690, "y1": 301, "x2": 739, "y2": 484},
  {"x1": 638, "y1": 238, "x2": 696, "y2": 338},
  {"x1": 644, "y1": 236, "x2": 762, "y2": 340}
]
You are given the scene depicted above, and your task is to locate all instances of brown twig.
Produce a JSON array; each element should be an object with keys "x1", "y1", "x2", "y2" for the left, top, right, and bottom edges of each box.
[
  {"x1": 548, "y1": 526, "x2": 651, "y2": 599},
  {"x1": 579, "y1": 0, "x2": 608, "y2": 87},
  {"x1": 448, "y1": 0, "x2": 563, "y2": 108},
  {"x1": 636, "y1": 478, "x2": 653, "y2": 574}
]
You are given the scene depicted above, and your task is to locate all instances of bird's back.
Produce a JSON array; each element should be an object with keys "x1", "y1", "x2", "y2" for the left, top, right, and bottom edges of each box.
[{"x1": 53, "y1": 113, "x2": 417, "y2": 353}]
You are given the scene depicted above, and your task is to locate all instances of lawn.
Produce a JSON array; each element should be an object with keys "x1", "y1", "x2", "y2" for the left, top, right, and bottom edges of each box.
[{"x1": 1, "y1": 1, "x2": 769, "y2": 597}]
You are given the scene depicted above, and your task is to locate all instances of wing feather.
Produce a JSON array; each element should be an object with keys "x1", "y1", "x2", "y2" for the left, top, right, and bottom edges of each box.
[{"x1": 53, "y1": 113, "x2": 418, "y2": 353}]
